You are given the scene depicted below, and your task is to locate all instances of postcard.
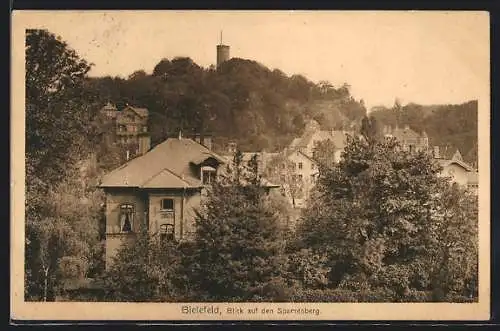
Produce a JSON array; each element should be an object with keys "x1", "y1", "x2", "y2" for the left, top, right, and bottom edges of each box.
[{"x1": 11, "y1": 10, "x2": 490, "y2": 321}]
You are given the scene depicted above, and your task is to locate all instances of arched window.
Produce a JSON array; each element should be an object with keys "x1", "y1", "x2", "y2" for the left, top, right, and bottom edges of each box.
[
  {"x1": 119, "y1": 203, "x2": 135, "y2": 233},
  {"x1": 160, "y1": 223, "x2": 175, "y2": 242}
]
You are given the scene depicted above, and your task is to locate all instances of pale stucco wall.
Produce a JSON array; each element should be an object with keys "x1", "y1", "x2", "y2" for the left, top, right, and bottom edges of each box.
[
  {"x1": 104, "y1": 188, "x2": 202, "y2": 268},
  {"x1": 104, "y1": 189, "x2": 148, "y2": 268},
  {"x1": 147, "y1": 190, "x2": 201, "y2": 240},
  {"x1": 439, "y1": 163, "x2": 469, "y2": 186}
]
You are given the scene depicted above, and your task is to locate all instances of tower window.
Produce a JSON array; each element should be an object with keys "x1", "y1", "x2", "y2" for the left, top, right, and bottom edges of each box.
[{"x1": 298, "y1": 162, "x2": 303, "y2": 170}]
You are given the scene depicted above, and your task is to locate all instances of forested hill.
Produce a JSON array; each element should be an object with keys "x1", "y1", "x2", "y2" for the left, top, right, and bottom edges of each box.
[
  {"x1": 369, "y1": 100, "x2": 478, "y2": 166},
  {"x1": 83, "y1": 57, "x2": 367, "y2": 152}
]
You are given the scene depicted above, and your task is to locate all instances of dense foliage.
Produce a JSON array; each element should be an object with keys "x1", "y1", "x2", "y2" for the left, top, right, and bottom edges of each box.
[
  {"x1": 25, "y1": 29, "x2": 107, "y2": 301},
  {"x1": 294, "y1": 135, "x2": 478, "y2": 301}
]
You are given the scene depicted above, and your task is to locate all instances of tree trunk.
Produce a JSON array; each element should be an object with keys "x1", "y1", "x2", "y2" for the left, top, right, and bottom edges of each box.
[{"x1": 43, "y1": 266, "x2": 49, "y2": 302}]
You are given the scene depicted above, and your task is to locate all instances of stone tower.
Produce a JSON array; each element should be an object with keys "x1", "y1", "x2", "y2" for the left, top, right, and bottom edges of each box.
[{"x1": 216, "y1": 31, "x2": 230, "y2": 68}]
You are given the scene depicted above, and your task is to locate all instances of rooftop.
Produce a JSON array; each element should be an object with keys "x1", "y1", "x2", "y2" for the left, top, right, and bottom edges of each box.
[{"x1": 99, "y1": 138, "x2": 226, "y2": 189}]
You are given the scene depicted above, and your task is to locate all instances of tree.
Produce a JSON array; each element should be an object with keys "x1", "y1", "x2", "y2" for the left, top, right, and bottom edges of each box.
[
  {"x1": 26, "y1": 29, "x2": 93, "y2": 187},
  {"x1": 26, "y1": 166, "x2": 104, "y2": 301},
  {"x1": 264, "y1": 153, "x2": 305, "y2": 209},
  {"x1": 103, "y1": 224, "x2": 184, "y2": 302},
  {"x1": 296, "y1": 135, "x2": 478, "y2": 301},
  {"x1": 25, "y1": 29, "x2": 100, "y2": 301},
  {"x1": 182, "y1": 152, "x2": 287, "y2": 301},
  {"x1": 312, "y1": 139, "x2": 337, "y2": 169},
  {"x1": 360, "y1": 115, "x2": 381, "y2": 143}
]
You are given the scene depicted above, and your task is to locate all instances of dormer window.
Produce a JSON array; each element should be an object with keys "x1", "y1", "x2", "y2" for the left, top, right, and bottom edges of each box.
[{"x1": 201, "y1": 166, "x2": 216, "y2": 185}]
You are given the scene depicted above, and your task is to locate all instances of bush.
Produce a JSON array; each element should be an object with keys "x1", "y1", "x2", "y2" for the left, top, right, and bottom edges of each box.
[
  {"x1": 289, "y1": 288, "x2": 360, "y2": 302},
  {"x1": 285, "y1": 249, "x2": 331, "y2": 289}
]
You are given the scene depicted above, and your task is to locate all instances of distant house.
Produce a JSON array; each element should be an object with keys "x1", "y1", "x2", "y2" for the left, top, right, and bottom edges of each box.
[
  {"x1": 288, "y1": 119, "x2": 353, "y2": 163},
  {"x1": 272, "y1": 148, "x2": 318, "y2": 208},
  {"x1": 432, "y1": 145, "x2": 478, "y2": 194},
  {"x1": 99, "y1": 102, "x2": 151, "y2": 158},
  {"x1": 99, "y1": 136, "x2": 278, "y2": 267},
  {"x1": 382, "y1": 124, "x2": 429, "y2": 153}
]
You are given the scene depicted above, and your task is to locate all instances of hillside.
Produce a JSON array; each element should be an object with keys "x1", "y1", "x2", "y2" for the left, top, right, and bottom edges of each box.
[
  {"x1": 83, "y1": 57, "x2": 367, "y2": 153},
  {"x1": 82, "y1": 56, "x2": 477, "y2": 165}
]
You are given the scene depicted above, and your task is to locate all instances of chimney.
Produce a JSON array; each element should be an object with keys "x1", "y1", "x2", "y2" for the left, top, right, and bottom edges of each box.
[
  {"x1": 126, "y1": 150, "x2": 130, "y2": 161},
  {"x1": 404, "y1": 124, "x2": 410, "y2": 130},
  {"x1": 433, "y1": 146, "x2": 440, "y2": 159},
  {"x1": 178, "y1": 130, "x2": 182, "y2": 140}
]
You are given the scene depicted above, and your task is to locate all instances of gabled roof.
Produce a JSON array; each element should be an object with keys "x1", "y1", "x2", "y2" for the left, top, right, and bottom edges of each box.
[
  {"x1": 284, "y1": 148, "x2": 317, "y2": 164},
  {"x1": 141, "y1": 168, "x2": 198, "y2": 189},
  {"x1": 99, "y1": 138, "x2": 226, "y2": 189},
  {"x1": 438, "y1": 159, "x2": 474, "y2": 172},
  {"x1": 390, "y1": 126, "x2": 422, "y2": 141},
  {"x1": 120, "y1": 105, "x2": 149, "y2": 118},
  {"x1": 434, "y1": 146, "x2": 462, "y2": 161}
]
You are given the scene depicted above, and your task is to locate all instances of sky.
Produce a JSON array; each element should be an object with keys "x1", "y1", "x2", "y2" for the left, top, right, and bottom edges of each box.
[{"x1": 21, "y1": 11, "x2": 490, "y2": 109}]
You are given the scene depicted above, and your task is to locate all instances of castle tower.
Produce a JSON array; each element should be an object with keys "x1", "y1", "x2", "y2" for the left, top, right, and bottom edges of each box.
[{"x1": 216, "y1": 31, "x2": 230, "y2": 68}]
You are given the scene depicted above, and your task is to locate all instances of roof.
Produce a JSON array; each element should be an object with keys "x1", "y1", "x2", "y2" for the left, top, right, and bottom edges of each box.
[
  {"x1": 434, "y1": 146, "x2": 462, "y2": 161},
  {"x1": 124, "y1": 105, "x2": 149, "y2": 118},
  {"x1": 437, "y1": 159, "x2": 474, "y2": 172},
  {"x1": 101, "y1": 102, "x2": 117, "y2": 112},
  {"x1": 99, "y1": 138, "x2": 226, "y2": 189},
  {"x1": 290, "y1": 129, "x2": 352, "y2": 152},
  {"x1": 390, "y1": 126, "x2": 423, "y2": 141},
  {"x1": 284, "y1": 148, "x2": 317, "y2": 163}
]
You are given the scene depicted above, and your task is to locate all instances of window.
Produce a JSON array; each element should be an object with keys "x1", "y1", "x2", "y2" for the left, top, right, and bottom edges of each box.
[
  {"x1": 298, "y1": 174, "x2": 303, "y2": 180},
  {"x1": 311, "y1": 163, "x2": 315, "y2": 170},
  {"x1": 119, "y1": 203, "x2": 134, "y2": 232},
  {"x1": 201, "y1": 166, "x2": 216, "y2": 185},
  {"x1": 161, "y1": 198, "x2": 174, "y2": 211},
  {"x1": 142, "y1": 125, "x2": 148, "y2": 132},
  {"x1": 159, "y1": 223, "x2": 175, "y2": 242},
  {"x1": 280, "y1": 163, "x2": 285, "y2": 169},
  {"x1": 118, "y1": 125, "x2": 126, "y2": 132},
  {"x1": 298, "y1": 162, "x2": 303, "y2": 170},
  {"x1": 202, "y1": 170, "x2": 216, "y2": 184}
]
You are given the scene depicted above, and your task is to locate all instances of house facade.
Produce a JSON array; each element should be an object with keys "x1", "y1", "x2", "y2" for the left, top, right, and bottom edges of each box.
[
  {"x1": 99, "y1": 137, "x2": 227, "y2": 267},
  {"x1": 289, "y1": 119, "x2": 352, "y2": 163},
  {"x1": 273, "y1": 149, "x2": 318, "y2": 208},
  {"x1": 432, "y1": 146, "x2": 478, "y2": 194},
  {"x1": 99, "y1": 103, "x2": 151, "y2": 157}
]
